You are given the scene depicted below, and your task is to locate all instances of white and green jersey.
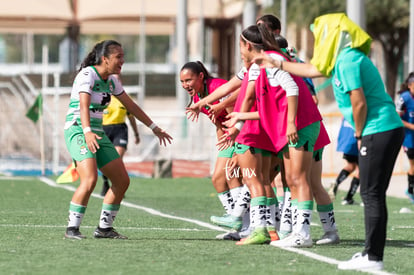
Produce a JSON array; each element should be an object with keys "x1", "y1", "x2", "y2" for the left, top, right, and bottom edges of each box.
[{"x1": 64, "y1": 66, "x2": 124, "y2": 132}]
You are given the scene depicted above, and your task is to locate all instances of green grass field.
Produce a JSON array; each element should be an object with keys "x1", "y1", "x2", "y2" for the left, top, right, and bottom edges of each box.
[{"x1": 0, "y1": 175, "x2": 413, "y2": 275}]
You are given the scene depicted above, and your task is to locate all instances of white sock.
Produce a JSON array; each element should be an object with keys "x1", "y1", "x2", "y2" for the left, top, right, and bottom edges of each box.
[
  {"x1": 218, "y1": 190, "x2": 233, "y2": 214},
  {"x1": 296, "y1": 209, "x2": 312, "y2": 239},
  {"x1": 279, "y1": 192, "x2": 292, "y2": 234},
  {"x1": 231, "y1": 184, "x2": 251, "y2": 218},
  {"x1": 229, "y1": 186, "x2": 242, "y2": 211},
  {"x1": 67, "y1": 202, "x2": 86, "y2": 228},
  {"x1": 317, "y1": 204, "x2": 337, "y2": 232},
  {"x1": 250, "y1": 196, "x2": 267, "y2": 229},
  {"x1": 98, "y1": 204, "x2": 120, "y2": 229},
  {"x1": 266, "y1": 197, "x2": 277, "y2": 230}
]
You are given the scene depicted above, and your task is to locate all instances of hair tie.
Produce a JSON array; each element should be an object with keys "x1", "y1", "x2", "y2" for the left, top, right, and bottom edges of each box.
[{"x1": 240, "y1": 33, "x2": 263, "y2": 46}]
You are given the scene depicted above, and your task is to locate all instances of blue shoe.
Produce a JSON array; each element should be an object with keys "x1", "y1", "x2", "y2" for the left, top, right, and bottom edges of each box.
[
  {"x1": 210, "y1": 214, "x2": 242, "y2": 231},
  {"x1": 406, "y1": 190, "x2": 414, "y2": 204}
]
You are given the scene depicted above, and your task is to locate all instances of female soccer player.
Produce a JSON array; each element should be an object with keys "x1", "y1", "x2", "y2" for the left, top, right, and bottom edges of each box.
[
  {"x1": 63, "y1": 40, "x2": 172, "y2": 240},
  {"x1": 180, "y1": 61, "x2": 243, "y2": 217},
  {"x1": 255, "y1": 13, "x2": 404, "y2": 271},
  {"x1": 396, "y1": 72, "x2": 414, "y2": 204},
  {"x1": 221, "y1": 24, "x2": 325, "y2": 248}
]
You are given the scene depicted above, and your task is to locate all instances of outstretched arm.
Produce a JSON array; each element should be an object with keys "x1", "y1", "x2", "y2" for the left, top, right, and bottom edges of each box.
[
  {"x1": 253, "y1": 50, "x2": 324, "y2": 78},
  {"x1": 117, "y1": 92, "x2": 173, "y2": 146},
  {"x1": 127, "y1": 114, "x2": 140, "y2": 144},
  {"x1": 186, "y1": 76, "x2": 242, "y2": 121}
]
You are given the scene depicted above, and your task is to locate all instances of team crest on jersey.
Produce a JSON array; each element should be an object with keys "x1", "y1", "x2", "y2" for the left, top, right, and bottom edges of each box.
[
  {"x1": 334, "y1": 77, "x2": 341, "y2": 87},
  {"x1": 80, "y1": 146, "x2": 88, "y2": 155}
]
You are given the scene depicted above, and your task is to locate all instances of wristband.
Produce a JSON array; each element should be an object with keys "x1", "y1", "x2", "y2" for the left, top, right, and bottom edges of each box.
[
  {"x1": 149, "y1": 122, "x2": 157, "y2": 130},
  {"x1": 234, "y1": 121, "x2": 244, "y2": 131},
  {"x1": 355, "y1": 135, "x2": 362, "y2": 140},
  {"x1": 83, "y1": 127, "x2": 91, "y2": 134}
]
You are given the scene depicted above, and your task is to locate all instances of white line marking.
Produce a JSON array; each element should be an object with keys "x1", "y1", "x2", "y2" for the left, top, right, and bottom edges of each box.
[
  {"x1": 391, "y1": 226, "x2": 414, "y2": 229},
  {"x1": 0, "y1": 224, "x2": 214, "y2": 231},
  {"x1": 39, "y1": 176, "x2": 226, "y2": 232},
  {"x1": 39, "y1": 176, "x2": 394, "y2": 274},
  {"x1": 278, "y1": 247, "x2": 394, "y2": 275},
  {"x1": 0, "y1": 176, "x2": 32, "y2": 181}
]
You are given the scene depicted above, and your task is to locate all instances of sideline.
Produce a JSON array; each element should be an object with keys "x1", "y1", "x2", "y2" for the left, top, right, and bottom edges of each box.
[{"x1": 39, "y1": 176, "x2": 394, "y2": 275}]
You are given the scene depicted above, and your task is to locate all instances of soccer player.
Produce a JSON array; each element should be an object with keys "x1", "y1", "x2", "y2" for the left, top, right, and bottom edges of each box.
[
  {"x1": 180, "y1": 61, "x2": 243, "y2": 219},
  {"x1": 222, "y1": 24, "x2": 325, "y2": 248},
  {"x1": 255, "y1": 13, "x2": 404, "y2": 271},
  {"x1": 396, "y1": 72, "x2": 414, "y2": 204},
  {"x1": 258, "y1": 16, "x2": 339, "y2": 245},
  {"x1": 63, "y1": 40, "x2": 172, "y2": 240},
  {"x1": 101, "y1": 89, "x2": 140, "y2": 196},
  {"x1": 329, "y1": 118, "x2": 360, "y2": 205}
]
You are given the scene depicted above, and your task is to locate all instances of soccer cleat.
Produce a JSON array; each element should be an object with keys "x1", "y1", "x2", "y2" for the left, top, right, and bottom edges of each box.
[
  {"x1": 215, "y1": 230, "x2": 241, "y2": 241},
  {"x1": 277, "y1": 230, "x2": 292, "y2": 240},
  {"x1": 235, "y1": 227, "x2": 270, "y2": 245},
  {"x1": 238, "y1": 226, "x2": 253, "y2": 239},
  {"x1": 267, "y1": 226, "x2": 280, "y2": 242},
  {"x1": 210, "y1": 214, "x2": 242, "y2": 231},
  {"x1": 65, "y1": 227, "x2": 86, "y2": 240},
  {"x1": 93, "y1": 227, "x2": 128, "y2": 239},
  {"x1": 270, "y1": 233, "x2": 313, "y2": 248},
  {"x1": 341, "y1": 198, "x2": 354, "y2": 205},
  {"x1": 338, "y1": 252, "x2": 384, "y2": 271},
  {"x1": 406, "y1": 189, "x2": 414, "y2": 204},
  {"x1": 316, "y1": 230, "x2": 340, "y2": 245}
]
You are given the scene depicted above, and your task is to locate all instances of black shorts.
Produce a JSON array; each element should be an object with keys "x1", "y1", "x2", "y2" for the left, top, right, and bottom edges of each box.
[
  {"x1": 343, "y1": 153, "x2": 358, "y2": 164},
  {"x1": 103, "y1": 123, "x2": 128, "y2": 149}
]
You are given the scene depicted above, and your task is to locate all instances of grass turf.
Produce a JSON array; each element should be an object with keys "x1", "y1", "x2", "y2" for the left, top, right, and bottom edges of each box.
[{"x1": 0, "y1": 176, "x2": 413, "y2": 274}]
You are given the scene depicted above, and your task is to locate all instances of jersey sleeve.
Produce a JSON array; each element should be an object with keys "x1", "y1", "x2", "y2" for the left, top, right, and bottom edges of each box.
[
  {"x1": 236, "y1": 67, "x2": 247, "y2": 80},
  {"x1": 396, "y1": 93, "x2": 407, "y2": 113},
  {"x1": 248, "y1": 63, "x2": 261, "y2": 81},
  {"x1": 109, "y1": 75, "x2": 125, "y2": 95},
  {"x1": 266, "y1": 67, "x2": 298, "y2": 96},
  {"x1": 75, "y1": 68, "x2": 94, "y2": 94}
]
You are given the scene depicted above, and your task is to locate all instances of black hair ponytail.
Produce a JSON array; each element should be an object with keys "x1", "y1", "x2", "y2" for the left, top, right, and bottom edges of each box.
[{"x1": 78, "y1": 40, "x2": 122, "y2": 72}]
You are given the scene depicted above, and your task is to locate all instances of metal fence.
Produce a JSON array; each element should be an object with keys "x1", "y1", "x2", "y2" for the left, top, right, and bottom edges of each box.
[{"x1": 0, "y1": 73, "x2": 409, "y2": 177}]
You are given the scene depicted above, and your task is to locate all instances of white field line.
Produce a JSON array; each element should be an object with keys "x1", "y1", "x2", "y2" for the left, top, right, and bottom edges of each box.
[
  {"x1": 279, "y1": 247, "x2": 394, "y2": 275},
  {"x1": 0, "y1": 176, "x2": 33, "y2": 180},
  {"x1": 0, "y1": 224, "x2": 213, "y2": 231},
  {"x1": 39, "y1": 176, "x2": 394, "y2": 275},
  {"x1": 391, "y1": 226, "x2": 414, "y2": 229},
  {"x1": 39, "y1": 176, "x2": 226, "y2": 232}
]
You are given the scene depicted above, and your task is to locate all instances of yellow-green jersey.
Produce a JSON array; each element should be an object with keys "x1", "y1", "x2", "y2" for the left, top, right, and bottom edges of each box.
[
  {"x1": 64, "y1": 67, "x2": 124, "y2": 133},
  {"x1": 102, "y1": 96, "x2": 128, "y2": 125}
]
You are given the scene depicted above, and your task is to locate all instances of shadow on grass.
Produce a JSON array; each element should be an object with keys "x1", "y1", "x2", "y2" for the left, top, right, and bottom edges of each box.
[{"x1": 336, "y1": 239, "x2": 414, "y2": 248}]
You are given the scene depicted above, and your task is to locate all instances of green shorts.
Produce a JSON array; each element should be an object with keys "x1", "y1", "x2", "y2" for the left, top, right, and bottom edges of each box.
[
  {"x1": 218, "y1": 145, "x2": 235, "y2": 158},
  {"x1": 64, "y1": 124, "x2": 120, "y2": 169},
  {"x1": 234, "y1": 142, "x2": 272, "y2": 156},
  {"x1": 287, "y1": 121, "x2": 320, "y2": 152}
]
